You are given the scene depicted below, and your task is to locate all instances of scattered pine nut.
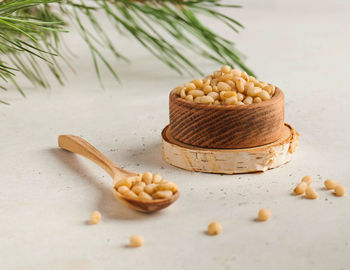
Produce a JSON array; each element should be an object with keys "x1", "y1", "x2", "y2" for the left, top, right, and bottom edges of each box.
[
  {"x1": 301, "y1": 176, "x2": 313, "y2": 185},
  {"x1": 208, "y1": 222, "x2": 222, "y2": 235},
  {"x1": 90, "y1": 211, "x2": 101, "y2": 225},
  {"x1": 130, "y1": 235, "x2": 144, "y2": 247},
  {"x1": 334, "y1": 185, "x2": 346, "y2": 197},
  {"x1": 305, "y1": 186, "x2": 318, "y2": 199},
  {"x1": 294, "y1": 182, "x2": 307, "y2": 195},
  {"x1": 258, "y1": 208, "x2": 271, "y2": 221},
  {"x1": 324, "y1": 179, "x2": 339, "y2": 190}
]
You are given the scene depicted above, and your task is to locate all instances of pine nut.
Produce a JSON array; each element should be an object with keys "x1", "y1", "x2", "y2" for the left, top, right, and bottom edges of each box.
[
  {"x1": 211, "y1": 78, "x2": 219, "y2": 86},
  {"x1": 90, "y1": 211, "x2": 101, "y2": 225},
  {"x1": 257, "y1": 90, "x2": 271, "y2": 101},
  {"x1": 305, "y1": 186, "x2": 318, "y2": 199},
  {"x1": 253, "y1": 97, "x2": 262, "y2": 103},
  {"x1": 192, "y1": 78, "x2": 203, "y2": 88},
  {"x1": 213, "y1": 71, "x2": 222, "y2": 78},
  {"x1": 188, "y1": 89, "x2": 205, "y2": 98},
  {"x1": 226, "y1": 80, "x2": 235, "y2": 87},
  {"x1": 231, "y1": 69, "x2": 241, "y2": 77},
  {"x1": 152, "y1": 174, "x2": 162, "y2": 184},
  {"x1": 144, "y1": 184, "x2": 157, "y2": 195},
  {"x1": 138, "y1": 191, "x2": 153, "y2": 200},
  {"x1": 335, "y1": 185, "x2": 346, "y2": 197},
  {"x1": 220, "y1": 73, "x2": 234, "y2": 81},
  {"x1": 157, "y1": 181, "x2": 178, "y2": 193},
  {"x1": 125, "y1": 190, "x2": 138, "y2": 199},
  {"x1": 254, "y1": 81, "x2": 264, "y2": 88},
  {"x1": 208, "y1": 221, "x2": 222, "y2": 235},
  {"x1": 131, "y1": 183, "x2": 145, "y2": 195},
  {"x1": 247, "y1": 87, "x2": 262, "y2": 97},
  {"x1": 198, "y1": 96, "x2": 214, "y2": 104},
  {"x1": 117, "y1": 185, "x2": 130, "y2": 194},
  {"x1": 185, "y1": 95, "x2": 193, "y2": 102},
  {"x1": 244, "y1": 82, "x2": 255, "y2": 92},
  {"x1": 203, "y1": 85, "x2": 213, "y2": 94},
  {"x1": 294, "y1": 182, "x2": 307, "y2": 195},
  {"x1": 237, "y1": 92, "x2": 244, "y2": 102},
  {"x1": 324, "y1": 179, "x2": 339, "y2": 190},
  {"x1": 207, "y1": 91, "x2": 219, "y2": 100},
  {"x1": 248, "y1": 76, "x2": 256, "y2": 83},
  {"x1": 221, "y1": 65, "x2": 231, "y2": 73},
  {"x1": 180, "y1": 88, "x2": 186, "y2": 98},
  {"x1": 194, "y1": 97, "x2": 201, "y2": 103},
  {"x1": 130, "y1": 235, "x2": 144, "y2": 247},
  {"x1": 258, "y1": 208, "x2": 271, "y2": 221},
  {"x1": 235, "y1": 78, "x2": 245, "y2": 93},
  {"x1": 184, "y1": 83, "x2": 196, "y2": 91},
  {"x1": 114, "y1": 178, "x2": 133, "y2": 189},
  {"x1": 142, "y1": 172, "x2": 153, "y2": 184},
  {"x1": 241, "y1": 71, "x2": 248, "y2": 80},
  {"x1": 217, "y1": 82, "x2": 231, "y2": 92},
  {"x1": 174, "y1": 85, "x2": 184, "y2": 95},
  {"x1": 118, "y1": 186, "x2": 138, "y2": 199},
  {"x1": 243, "y1": 96, "x2": 253, "y2": 105},
  {"x1": 154, "y1": 190, "x2": 173, "y2": 199},
  {"x1": 224, "y1": 96, "x2": 238, "y2": 105},
  {"x1": 301, "y1": 176, "x2": 313, "y2": 185}
]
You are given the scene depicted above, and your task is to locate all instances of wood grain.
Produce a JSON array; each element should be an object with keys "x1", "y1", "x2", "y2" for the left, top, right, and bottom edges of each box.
[{"x1": 169, "y1": 88, "x2": 284, "y2": 149}]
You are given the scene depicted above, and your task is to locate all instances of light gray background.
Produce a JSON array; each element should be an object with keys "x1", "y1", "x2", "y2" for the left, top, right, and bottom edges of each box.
[{"x1": 1, "y1": 1, "x2": 350, "y2": 269}]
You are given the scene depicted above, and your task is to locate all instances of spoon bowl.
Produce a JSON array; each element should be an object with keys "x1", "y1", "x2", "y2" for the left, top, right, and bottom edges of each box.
[{"x1": 58, "y1": 134, "x2": 179, "y2": 213}]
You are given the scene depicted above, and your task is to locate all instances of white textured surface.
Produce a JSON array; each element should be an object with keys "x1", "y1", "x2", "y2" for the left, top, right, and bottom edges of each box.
[{"x1": 1, "y1": 1, "x2": 350, "y2": 270}]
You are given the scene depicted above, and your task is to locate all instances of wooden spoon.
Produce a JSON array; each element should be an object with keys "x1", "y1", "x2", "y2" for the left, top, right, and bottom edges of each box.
[{"x1": 58, "y1": 135, "x2": 179, "y2": 213}]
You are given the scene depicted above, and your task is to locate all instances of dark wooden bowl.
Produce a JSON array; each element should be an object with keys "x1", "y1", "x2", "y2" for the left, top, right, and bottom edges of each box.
[{"x1": 169, "y1": 88, "x2": 284, "y2": 149}]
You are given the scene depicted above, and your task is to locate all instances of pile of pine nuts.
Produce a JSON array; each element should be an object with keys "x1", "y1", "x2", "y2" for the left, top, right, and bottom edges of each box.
[
  {"x1": 114, "y1": 172, "x2": 178, "y2": 200},
  {"x1": 173, "y1": 66, "x2": 276, "y2": 105},
  {"x1": 293, "y1": 176, "x2": 346, "y2": 199},
  {"x1": 293, "y1": 175, "x2": 318, "y2": 199}
]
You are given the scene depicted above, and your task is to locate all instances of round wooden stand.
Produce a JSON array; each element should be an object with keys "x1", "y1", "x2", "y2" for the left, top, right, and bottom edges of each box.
[{"x1": 162, "y1": 123, "x2": 299, "y2": 174}]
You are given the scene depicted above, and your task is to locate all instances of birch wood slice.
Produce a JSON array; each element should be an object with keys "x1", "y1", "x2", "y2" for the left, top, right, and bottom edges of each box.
[{"x1": 162, "y1": 123, "x2": 299, "y2": 174}]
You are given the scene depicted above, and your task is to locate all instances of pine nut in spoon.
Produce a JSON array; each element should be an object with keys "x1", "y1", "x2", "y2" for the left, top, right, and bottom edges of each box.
[{"x1": 58, "y1": 135, "x2": 180, "y2": 213}]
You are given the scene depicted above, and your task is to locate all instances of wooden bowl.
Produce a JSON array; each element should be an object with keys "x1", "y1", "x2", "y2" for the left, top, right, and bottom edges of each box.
[{"x1": 169, "y1": 88, "x2": 284, "y2": 149}]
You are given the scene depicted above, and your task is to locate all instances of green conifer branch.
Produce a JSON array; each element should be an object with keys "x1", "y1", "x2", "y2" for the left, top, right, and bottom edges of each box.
[{"x1": 0, "y1": 0, "x2": 253, "y2": 104}]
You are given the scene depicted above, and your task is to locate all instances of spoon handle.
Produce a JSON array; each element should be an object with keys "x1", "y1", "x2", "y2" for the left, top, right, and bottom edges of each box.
[{"x1": 58, "y1": 135, "x2": 131, "y2": 180}]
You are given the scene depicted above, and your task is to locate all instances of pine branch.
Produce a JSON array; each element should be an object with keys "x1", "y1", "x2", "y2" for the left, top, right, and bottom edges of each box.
[
  {"x1": 0, "y1": 0, "x2": 66, "y2": 103},
  {"x1": 65, "y1": 0, "x2": 253, "y2": 82},
  {"x1": 1, "y1": 0, "x2": 253, "y2": 104}
]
